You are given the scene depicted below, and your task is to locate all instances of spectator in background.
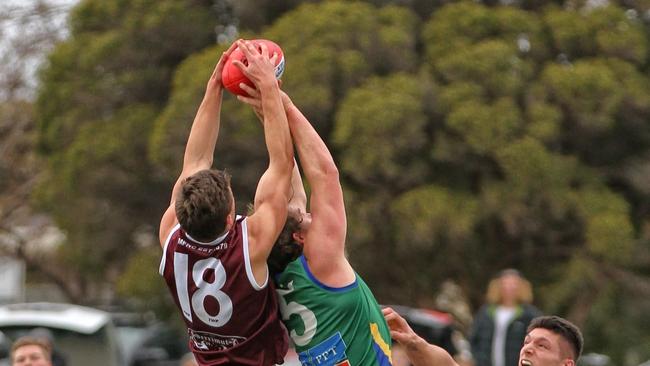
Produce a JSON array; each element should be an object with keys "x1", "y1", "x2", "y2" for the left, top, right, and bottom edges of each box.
[
  {"x1": 10, "y1": 336, "x2": 52, "y2": 366},
  {"x1": 28, "y1": 329, "x2": 66, "y2": 366},
  {"x1": 470, "y1": 269, "x2": 542, "y2": 366}
]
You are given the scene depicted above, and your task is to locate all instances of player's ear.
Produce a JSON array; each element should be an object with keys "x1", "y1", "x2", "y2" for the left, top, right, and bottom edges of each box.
[
  {"x1": 226, "y1": 212, "x2": 235, "y2": 229},
  {"x1": 563, "y1": 359, "x2": 575, "y2": 366},
  {"x1": 292, "y1": 231, "x2": 305, "y2": 244}
]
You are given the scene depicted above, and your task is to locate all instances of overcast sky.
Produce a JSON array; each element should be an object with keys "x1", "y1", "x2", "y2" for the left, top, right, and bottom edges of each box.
[
  {"x1": 5, "y1": 0, "x2": 77, "y2": 6},
  {"x1": 1, "y1": 0, "x2": 78, "y2": 100}
]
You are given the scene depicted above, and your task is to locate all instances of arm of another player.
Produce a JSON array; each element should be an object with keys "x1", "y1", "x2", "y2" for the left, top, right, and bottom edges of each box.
[
  {"x1": 159, "y1": 42, "x2": 238, "y2": 247},
  {"x1": 383, "y1": 307, "x2": 460, "y2": 366},
  {"x1": 240, "y1": 85, "x2": 345, "y2": 263},
  {"x1": 238, "y1": 84, "x2": 307, "y2": 215},
  {"x1": 233, "y1": 40, "x2": 294, "y2": 272},
  {"x1": 283, "y1": 93, "x2": 347, "y2": 273}
]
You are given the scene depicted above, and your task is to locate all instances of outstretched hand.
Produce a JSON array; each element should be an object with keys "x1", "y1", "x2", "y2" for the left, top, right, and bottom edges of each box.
[
  {"x1": 382, "y1": 307, "x2": 419, "y2": 346},
  {"x1": 207, "y1": 40, "x2": 239, "y2": 92},
  {"x1": 237, "y1": 83, "x2": 264, "y2": 120},
  {"x1": 383, "y1": 307, "x2": 460, "y2": 366},
  {"x1": 237, "y1": 83, "x2": 292, "y2": 123},
  {"x1": 232, "y1": 39, "x2": 278, "y2": 89}
]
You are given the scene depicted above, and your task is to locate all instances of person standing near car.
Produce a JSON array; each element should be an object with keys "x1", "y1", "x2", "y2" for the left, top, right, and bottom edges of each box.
[
  {"x1": 470, "y1": 269, "x2": 542, "y2": 366},
  {"x1": 10, "y1": 336, "x2": 52, "y2": 366}
]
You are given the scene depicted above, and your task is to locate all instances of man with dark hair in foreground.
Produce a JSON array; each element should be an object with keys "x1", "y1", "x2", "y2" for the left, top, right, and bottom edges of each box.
[
  {"x1": 520, "y1": 316, "x2": 583, "y2": 366},
  {"x1": 384, "y1": 308, "x2": 583, "y2": 366}
]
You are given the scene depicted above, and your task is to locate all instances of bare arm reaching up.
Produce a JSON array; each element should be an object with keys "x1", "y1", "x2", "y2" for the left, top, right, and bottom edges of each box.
[
  {"x1": 159, "y1": 42, "x2": 238, "y2": 246},
  {"x1": 241, "y1": 85, "x2": 307, "y2": 215},
  {"x1": 232, "y1": 40, "x2": 294, "y2": 284},
  {"x1": 283, "y1": 95, "x2": 351, "y2": 284},
  {"x1": 237, "y1": 85, "x2": 351, "y2": 285}
]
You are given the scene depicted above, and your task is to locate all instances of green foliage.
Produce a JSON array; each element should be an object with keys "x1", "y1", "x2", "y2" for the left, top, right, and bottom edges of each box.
[
  {"x1": 149, "y1": 45, "x2": 226, "y2": 177},
  {"x1": 544, "y1": 5, "x2": 648, "y2": 64},
  {"x1": 540, "y1": 60, "x2": 623, "y2": 131},
  {"x1": 392, "y1": 185, "x2": 478, "y2": 250},
  {"x1": 38, "y1": 0, "x2": 216, "y2": 151},
  {"x1": 423, "y1": 2, "x2": 546, "y2": 67},
  {"x1": 116, "y1": 247, "x2": 176, "y2": 318},
  {"x1": 574, "y1": 188, "x2": 635, "y2": 264},
  {"x1": 435, "y1": 40, "x2": 532, "y2": 98},
  {"x1": 496, "y1": 137, "x2": 576, "y2": 195},
  {"x1": 524, "y1": 101, "x2": 562, "y2": 142},
  {"x1": 33, "y1": 0, "x2": 217, "y2": 303},
  {"x1": 334, "y1": 73, "x2": 429, "y2": 187},
  {"x1": 437, "y1": 82, "x2": 485, "y2": 115},
  {"x1": 445, "y1": 98, "x2": 522, "y2": 155},
  {"x1": 264, "y1": 1, "x2": 418, "y2": 129}
]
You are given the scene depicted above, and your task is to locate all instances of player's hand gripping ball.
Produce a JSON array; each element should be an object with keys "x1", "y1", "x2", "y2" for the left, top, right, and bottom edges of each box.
[{"x1": 221, "y1": 39, "x2": 285, "y2": 96}]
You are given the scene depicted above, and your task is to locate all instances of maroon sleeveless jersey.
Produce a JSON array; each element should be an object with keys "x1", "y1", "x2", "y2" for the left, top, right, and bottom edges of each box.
[{"x1": 159, "y1": 216, "x2": 289, "y2": 365}]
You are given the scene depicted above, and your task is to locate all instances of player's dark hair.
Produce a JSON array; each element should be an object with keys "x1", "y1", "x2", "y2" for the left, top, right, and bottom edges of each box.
[
  {"x1": 176, "y1": 169, "x2": 232, "y2": 241},
  {"x1": 527, "y1": 316, "x2": 583, "y2": 360},
  {"x1": 268, "y1": 215, "x2": 303, "y2": 274}
]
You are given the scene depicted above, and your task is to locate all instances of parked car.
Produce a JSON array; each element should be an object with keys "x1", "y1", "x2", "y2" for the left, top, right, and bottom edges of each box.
[
  {"x1": 386, "y1": 304, "x2": 459, "y2": 357},
  {"x1": 111, "y1": 312, "x2": 188, "y2": 366},
  {"x1": 0, "y1": 330, "x2": 9, "y2": 365},
  {"x1": 0, "y1": 302, "x2": 122, "y2": 366}
]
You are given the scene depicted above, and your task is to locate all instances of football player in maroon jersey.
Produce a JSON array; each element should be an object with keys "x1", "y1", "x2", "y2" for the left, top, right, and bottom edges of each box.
[{"x1": 158, "y1": 40, "x2": 293, "y2": 365}]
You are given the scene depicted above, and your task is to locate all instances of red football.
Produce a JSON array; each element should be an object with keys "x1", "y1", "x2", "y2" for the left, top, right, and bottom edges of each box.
[{"x1": 221, "y1": 39, "x2": 285, "y2": 97}]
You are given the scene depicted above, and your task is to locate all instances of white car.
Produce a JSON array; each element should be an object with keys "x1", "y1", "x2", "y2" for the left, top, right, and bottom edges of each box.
[{"x1": 0, "y1": 302, "x2": 122, "y2": 366}]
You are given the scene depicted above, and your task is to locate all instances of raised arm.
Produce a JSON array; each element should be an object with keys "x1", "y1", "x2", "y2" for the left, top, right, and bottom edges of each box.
[
  {"x1": 287, "y1": 159, "x2": 307, "y2": 214},
  {"x1": 159, "y1": 42, "x2": 238, "y2": 246},
  {"x1": 233, "y1": 40, "x2": 294, "y2": 279},
  {"x1": 383, "y1": 307, "x2": 460, "y2": 366},
  {"x1": 237, "y1": 84, "x2": 348, "y2": 283},
  {"x1": 284, "y1": 95, "x2": 347, "y2": 268},
  {"x1": 240, "y1": 86, "x2": 307, "y2": 215},
  {"x1": 237, "y1": 86, "x2": 343, "y2": 255}
]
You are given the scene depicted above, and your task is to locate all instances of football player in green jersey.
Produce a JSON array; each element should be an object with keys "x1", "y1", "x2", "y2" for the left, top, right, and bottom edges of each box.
[{"x1": 238, "y1": 85, "x2": 393, "y2": 366}]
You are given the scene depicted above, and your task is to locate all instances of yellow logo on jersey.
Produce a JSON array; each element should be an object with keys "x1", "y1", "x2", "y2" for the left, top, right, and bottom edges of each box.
[{"x1": 370, "y1": 322, "x2": 392, "y2": 364}]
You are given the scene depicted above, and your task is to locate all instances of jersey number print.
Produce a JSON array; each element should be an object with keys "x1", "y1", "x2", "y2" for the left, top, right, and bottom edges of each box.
[
  {"x1": 277, "y1": 281, "x2": 317, "y2": 346},
  {"x1": 174, "y1": 252, "x2": 233, "y2": 327}
]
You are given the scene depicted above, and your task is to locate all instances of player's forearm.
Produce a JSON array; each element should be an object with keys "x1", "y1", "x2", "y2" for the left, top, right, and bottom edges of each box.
[
  {"x1": 286, "y1": 104, "x2": 337, "y2": 183},
  {"x1": 288, "y1": 161, "x2": 307, "y2": 211},
  {"x1": 260, "y1": 81, "x2": 293, "y2": 170},
  {"x1": 404, "y1": 338, "x2": 459, "y2": 366},
  {"x1": 182, "y1": 88, "x2": 223, "y2": 171}
]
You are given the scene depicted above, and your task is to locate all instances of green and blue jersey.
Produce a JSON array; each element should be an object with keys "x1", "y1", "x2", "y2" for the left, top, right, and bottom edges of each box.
[{"x1": 275, "y1": 256, "x2": 392, "y2": 366}]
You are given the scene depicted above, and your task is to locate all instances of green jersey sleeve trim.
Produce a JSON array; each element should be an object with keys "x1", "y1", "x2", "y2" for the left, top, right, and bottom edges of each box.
[{"x1": 300, "y1": 255, "x2": 358, "y2": 292}]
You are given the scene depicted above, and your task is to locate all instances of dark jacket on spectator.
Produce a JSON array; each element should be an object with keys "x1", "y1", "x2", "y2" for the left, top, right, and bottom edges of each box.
[{"x1": 470, "y1": 303, "x2": 541, "y2": 366}]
